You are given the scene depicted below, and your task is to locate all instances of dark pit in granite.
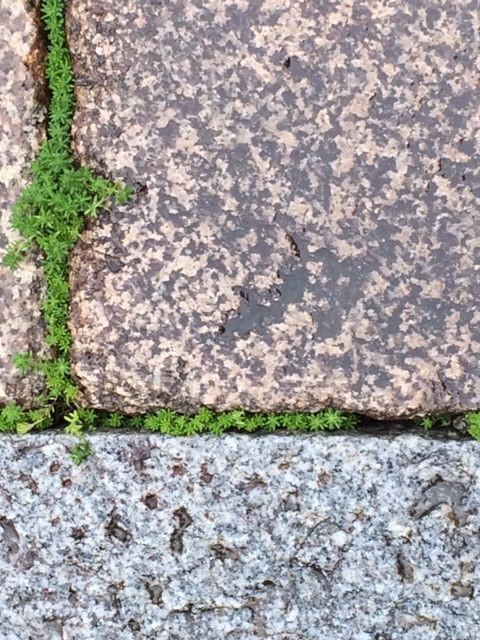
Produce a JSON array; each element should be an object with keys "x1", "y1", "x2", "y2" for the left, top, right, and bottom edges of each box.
[{"x1": 67, "y1": 0, "x2": 480, "y2": 417}]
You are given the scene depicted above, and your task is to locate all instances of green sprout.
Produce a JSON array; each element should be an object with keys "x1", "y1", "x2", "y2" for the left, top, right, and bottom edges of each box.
[
  {"x1": 465, "y1": 413, "x2": 480, "y2": 440},
  {"x1": 70, "y1": 440, "x2": 93, "y2": 465}
]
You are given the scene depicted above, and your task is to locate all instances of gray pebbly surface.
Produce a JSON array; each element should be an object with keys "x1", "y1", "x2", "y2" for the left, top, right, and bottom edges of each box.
[
  {"x1": 0, "y1": 431, "x2": 479, "y2": 639},
  {"x1": 0, "y1": 0, "x2": 47, "y2": 405},
  {"x1": 67, "y1": 0, "x2": 480, "y2": 417}
]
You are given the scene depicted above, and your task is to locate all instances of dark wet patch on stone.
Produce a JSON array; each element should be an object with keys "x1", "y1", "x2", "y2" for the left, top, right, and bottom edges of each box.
[
  {"x1": 143, "y1": 493, "x2": 158, "y2": 510},
  {"x1": 170, "y1": 506, "x2": 193, "y2": 555},
  {"x1": 105, "y1": 515, "x2": 132, "y2": 545},
  {"x1": 0, "y1": 517, "x2": 20, "y2": 557},
  {"x1": 410, "y1": 478, "x2": 469, "y2": 526}
]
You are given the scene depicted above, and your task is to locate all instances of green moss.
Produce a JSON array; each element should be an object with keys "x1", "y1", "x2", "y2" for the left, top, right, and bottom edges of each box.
[
  {"x1": 1, "y1": 0, "x2": 129, "y2": 455},
  {"x1": 67, "y1": 407, "x2": 358, "y2": 436},
  {"x1": 0, "y1": 403, "x2": 53, "y2": 434},
  {"x1": 465, "y1": 413, "x2": 480, "y2": 440},
  {"x1": 416, "y1": 415, "x2": 452, "y2": 432},
  {"x1": 2, "y1": 0, "x2": 477, "y2": 464},
  {"x1": 70, "y1": 439, "x2": 94, "y2": 464},
  {"x1": 4, "y1": 0, "x2": 132, "y2": 409}
]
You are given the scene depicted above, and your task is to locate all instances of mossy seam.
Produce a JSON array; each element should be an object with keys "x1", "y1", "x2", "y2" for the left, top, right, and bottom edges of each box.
[{"x1": 1, "y1": 0, "x2": 132, "y2": 445}]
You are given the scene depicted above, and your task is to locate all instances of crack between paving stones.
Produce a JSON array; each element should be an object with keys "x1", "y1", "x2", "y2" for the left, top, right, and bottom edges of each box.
[{"x1": 25, "y1": 0, "x2": 51, "y2": 112}]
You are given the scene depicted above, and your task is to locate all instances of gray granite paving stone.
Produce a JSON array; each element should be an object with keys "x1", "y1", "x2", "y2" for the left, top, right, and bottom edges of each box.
[
  {"x1": 67, "y1": 0, "x2": 480, "y2": 417},
  {"x1": 0, "y1": 0, "x2": 47, "y2": 405},
  {"x1": 0, "y1": 431, "x2": 479, "y2": 639}
]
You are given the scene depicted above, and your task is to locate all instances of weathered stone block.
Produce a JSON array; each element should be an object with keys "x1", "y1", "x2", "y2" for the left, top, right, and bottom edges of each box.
[
  {"x1": 68, "y1": 1, "x2": 480, "y2": 416},
  {"x1": 0, "y1": 432, "x2": 479, "y2": 638},
  {"x1": 0, "y1": 0, "x2": 47, "y2": 405}
]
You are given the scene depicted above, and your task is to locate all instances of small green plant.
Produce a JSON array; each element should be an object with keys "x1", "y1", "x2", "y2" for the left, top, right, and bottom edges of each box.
[
  {"x1": 0, "y1": 0, "x2": 131, "y2": 460},
  {"x1": 465, "y1": 413, "x2": 480, "y2": 440},
  {"x1": 417, "y1": 416, "x2": 452, "y2": 432},
  {"x1": 2, "y1": 0, "x2": 131, "y2": 460},
  {"x1": 70, "y1": 440, "x2": 93, "y2": 465},
  {"x1": 0, "y1": 403, "x2": 53, "y2": 434},
  {"x1": 15, "y1": 406, "x2": 54, "y2": 434},
  {"x1": 132, "y1": 408, "x2": 358, "y2": 436},
  {"x1": 4, "y1": 0, "x2": 132, "y2": 398}
]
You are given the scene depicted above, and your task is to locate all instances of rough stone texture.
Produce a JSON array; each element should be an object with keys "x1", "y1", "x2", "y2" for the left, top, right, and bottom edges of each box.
[
  {"x1": 68, "y1": 0, "x2": 480, "y2": 417},
  {"x1": 0, "y1": 0, "x2": 47, "y2": 405},
  {"x1": 0, "y1": 431, "x2": 479, "y2": 639}
]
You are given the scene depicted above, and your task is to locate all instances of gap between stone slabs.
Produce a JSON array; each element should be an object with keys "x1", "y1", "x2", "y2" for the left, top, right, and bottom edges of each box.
[{"x1": 1, "y1": 0, "x2": 479, "y2": 462}]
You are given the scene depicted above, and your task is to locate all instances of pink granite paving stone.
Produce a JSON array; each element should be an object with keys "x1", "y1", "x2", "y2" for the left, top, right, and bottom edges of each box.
[
  {"x1": 67, "y1": 0, "x2": 480, "y2": 418},
  {"x1": 0, "y1": 0, "x2": 48, "y2": 406}
]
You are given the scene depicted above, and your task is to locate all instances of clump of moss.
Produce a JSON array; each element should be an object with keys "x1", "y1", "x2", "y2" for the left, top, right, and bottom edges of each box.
[
  {"x1": 416, "y1": 416, "x2": 452, "y2": 431},
  {"x1": 4, "y1": 0, "x2": 132, "y2": 411},
  {"x1": 465, "y1": 412, "x2": 480, "y2": 440},
  {"x1": 65, "y1": 406, "x2": 358, "y2": 436},
  {"x1": 1, "y1": 0, "x2": 130, "y2": 451},
  {"x1": 0, "y1": 403, "x2": 53, "y2": 434}
]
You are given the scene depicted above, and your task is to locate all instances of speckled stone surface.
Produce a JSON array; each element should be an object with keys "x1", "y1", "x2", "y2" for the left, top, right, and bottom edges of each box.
[
  {"x1": 0, "y1": 0, "x2": 47, "y2": 405},
  {"x1": 0, "y1": 431, "x2": 479, "y2": 639},
  {"x1": 68, "y1": 1, "x2": 480, "y2": 417}
]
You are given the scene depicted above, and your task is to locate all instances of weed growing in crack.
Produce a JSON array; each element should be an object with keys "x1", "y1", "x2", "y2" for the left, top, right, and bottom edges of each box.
[
  {"x1": 4, "y1": 0, "x2": 132, "y2": 401},
  {"x1": 70, "y1": 440, "x2": 94, "y2": 464},
  {"x1": 1, "y1": 0, "x2": 132, "y2": 450},
  {"x1": 58, "y1": 406, "x2": 360, "y2": 437},
  {"x1": 465, "y1": 413, "x2": 480, "y2": 440},
  {"x1": 416, "y1": 416, "x2": 452, "y2": 432},
  {"x1": 0, "y1": 403, "x2": 53, "y2": 434}
]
